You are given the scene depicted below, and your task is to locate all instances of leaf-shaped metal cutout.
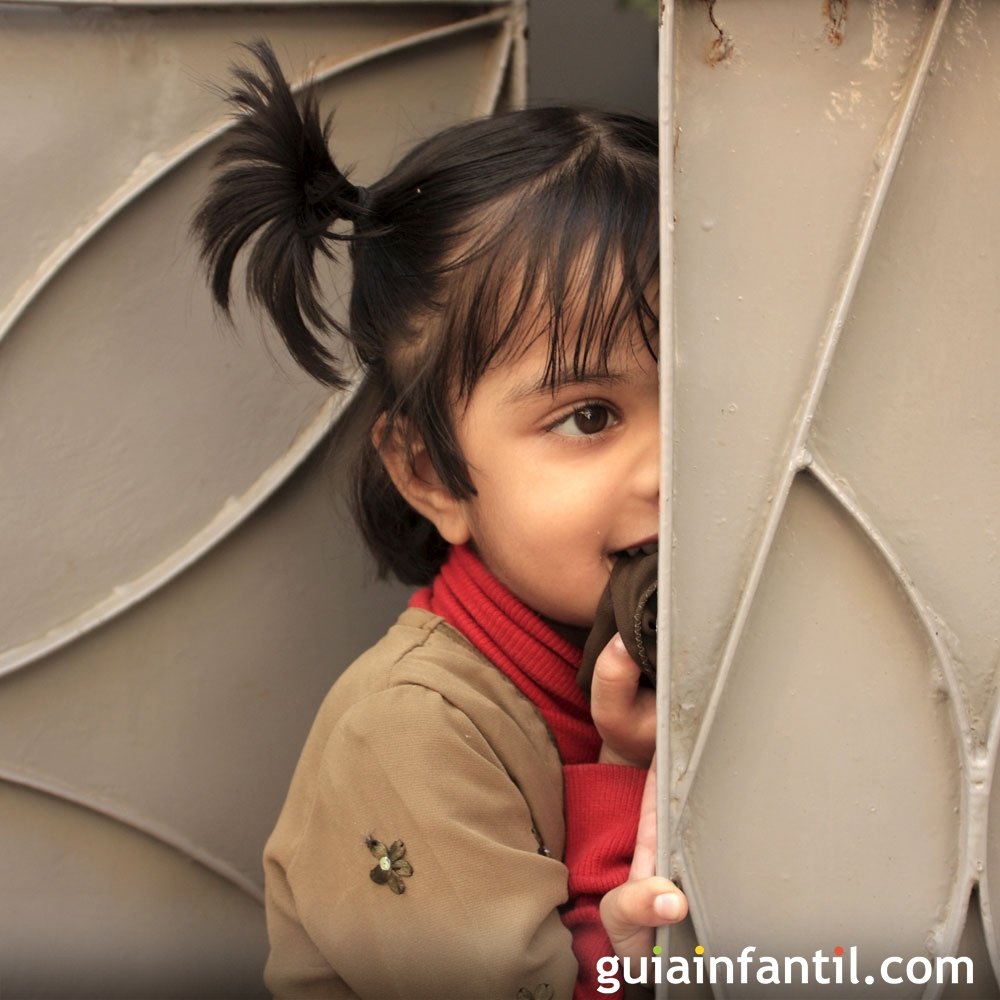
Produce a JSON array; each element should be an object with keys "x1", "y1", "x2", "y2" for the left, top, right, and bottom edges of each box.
[
  {"x1": 668, "y1": 0, "x2": 936, "y2": 764},
  {"x1": 0, "y1": 14, "x2": 515, "y2": 677},
  {"x1": 679, "y1": 477, "x2": 961, "y2": 998},
  {"x1": 0, "y1": 10, "x2": 517, "y2": 990}
]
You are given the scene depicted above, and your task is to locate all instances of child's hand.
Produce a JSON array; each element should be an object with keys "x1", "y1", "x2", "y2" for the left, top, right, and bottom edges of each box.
[
  {"x1": 600, "y1": 762, "x2": 688, "y2": 961},
  {"x1": 592, "y1": 634, "x2": 656, "y2": 767}
]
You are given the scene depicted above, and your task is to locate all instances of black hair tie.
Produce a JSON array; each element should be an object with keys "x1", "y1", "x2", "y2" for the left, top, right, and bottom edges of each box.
[{"x1": 299, "y1": 177, "x2": 369, "y2": 231}]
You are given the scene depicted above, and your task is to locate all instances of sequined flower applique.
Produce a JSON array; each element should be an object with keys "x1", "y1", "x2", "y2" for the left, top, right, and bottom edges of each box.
[
  {"x1": 517, "y1": 985, "x2": 554, "y2": 1000},
  {"x1": 366, "y1": 836, "x2": 413, "y2": 894}
]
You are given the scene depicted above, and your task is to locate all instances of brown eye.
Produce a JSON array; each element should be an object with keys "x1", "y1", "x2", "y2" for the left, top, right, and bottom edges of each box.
[
  {"x1": 550, "y1": 403, "x2": 618, "y2": 437},
  {"x1": 574, "y1": 405, "x2": 609, "y2": 434}
]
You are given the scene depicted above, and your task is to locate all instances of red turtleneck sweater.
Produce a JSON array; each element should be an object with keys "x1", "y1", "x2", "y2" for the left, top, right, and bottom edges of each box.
[{"x1": 411, "y1": 544, "x2": 646, "y2": 999}]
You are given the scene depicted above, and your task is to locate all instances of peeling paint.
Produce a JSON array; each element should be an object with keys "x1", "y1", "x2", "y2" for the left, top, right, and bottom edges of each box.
[
  {"x1": 956, "y1": 0, "x2": 990, "y2": 53},
  {"x1": 826, "y1": 81, "x2": 866, "y2": 124},
  {"x1": 703, "y1": 0, "x2": 732, "y2": 65},
  {"x1": 824, "y1": 0, "x2": 848, "y2": 46},
  {"x1": 863, "y1": 0, "x2": 892, "y2": 69}
]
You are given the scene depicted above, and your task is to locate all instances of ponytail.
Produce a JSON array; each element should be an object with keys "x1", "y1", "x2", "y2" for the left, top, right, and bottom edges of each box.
[
  {"x1": 193, "y1": 39, "x2": 368, "y2": 389},
  {"x1": 194, "y1": 46, "x2": 659, "y2": 585}
]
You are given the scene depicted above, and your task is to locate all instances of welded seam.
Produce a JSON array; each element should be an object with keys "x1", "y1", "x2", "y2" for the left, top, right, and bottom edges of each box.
[
  {"x1": 0, "y1": 9, "x2": 513, "y2": 349},
  {"x1": 0, "y1": 764, "x2": 264, "y2": 905},
  {"x1": 674, "y1": 0, "x2": 952, "y2": 827}
]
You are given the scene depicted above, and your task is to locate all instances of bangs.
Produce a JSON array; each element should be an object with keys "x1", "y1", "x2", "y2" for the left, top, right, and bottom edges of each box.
[
  {"x1": 353, "y1": 106, "x2": 660, "y2": 560},
  {"x1": 435, "y1": 146, "x2": 659, "y2": 402}
]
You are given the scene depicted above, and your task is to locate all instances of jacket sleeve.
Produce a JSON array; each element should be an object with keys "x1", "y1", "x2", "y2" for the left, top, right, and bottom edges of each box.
[{"x1": 264, "y1": 682, "x2": 579, "y2": 1000}]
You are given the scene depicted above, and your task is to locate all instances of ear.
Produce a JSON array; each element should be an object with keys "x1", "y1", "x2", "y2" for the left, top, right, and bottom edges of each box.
[{"x1": 373, "y1": 415, "x2": 472, "y2": 547}]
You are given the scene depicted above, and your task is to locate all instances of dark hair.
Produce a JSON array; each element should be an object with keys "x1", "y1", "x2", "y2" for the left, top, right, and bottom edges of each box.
[{"x1": 194, "y1": 40, "x2": 659, "y2": 585}]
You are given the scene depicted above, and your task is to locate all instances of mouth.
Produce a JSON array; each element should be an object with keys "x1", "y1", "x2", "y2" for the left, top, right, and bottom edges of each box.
[{"x1": 612, "y1": 538, "x2": 659, "y2": 560}]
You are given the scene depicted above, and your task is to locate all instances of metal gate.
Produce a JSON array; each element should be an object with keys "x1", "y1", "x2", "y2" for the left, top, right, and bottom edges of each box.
[
  {"x1": 657, "y1": 2, "x2": 1000, "y2": 997},
  {"x1": 0, "y1": 4, "x2": 524, "y2": 995},
  {"x1": 4, "y1": 1, "x2": 998, "y2": 997}
]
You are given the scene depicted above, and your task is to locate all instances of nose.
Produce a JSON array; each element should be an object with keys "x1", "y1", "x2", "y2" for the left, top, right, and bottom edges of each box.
[{"x1": 632, "y1": 409, "x2": 661, "y2": 503}]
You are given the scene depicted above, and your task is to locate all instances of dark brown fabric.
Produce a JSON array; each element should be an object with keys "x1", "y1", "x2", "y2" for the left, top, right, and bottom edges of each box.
[{"x1": 578, "y1": 552, "x2": 657, "y2": 695}]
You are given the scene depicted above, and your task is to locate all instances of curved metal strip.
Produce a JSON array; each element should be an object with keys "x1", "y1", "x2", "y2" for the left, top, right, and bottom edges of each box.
[
  {"x1": 507, "y1": 1, "x2": 528, "y2": 110},
  {"x1": 677, "y1": 468, "x2": 965, "y2": 999},
  {"x1": 0, "y1": 392, "x2": 349, "y2": 679},
  {"x1": 476, "y1": 14, "x2": 514, "y2": 117},
  {"x1": 0, "y1": 12, "x2": 515, "y2": 680},
  {"x1": 807, "y1": 456, "x2": 971, "y2": 750},
  {"x1": 673, "y1": 0, "x2": 953, "y2": 826},
  {"x1": 0, "y1": 8, "x2": 513, "y2": 349},
  {"x1": 807, "y1": 454, "x2": 975, "y2": 984},
  {"x1": 11, "y1": 0, "x2": 494, "y2": 5},
  {"x1": 973, "y1": 681, "x2": 1000, "y2": 986},
  {"x1": 0, "y1": 764, "x2": 264, "y2": 905}
]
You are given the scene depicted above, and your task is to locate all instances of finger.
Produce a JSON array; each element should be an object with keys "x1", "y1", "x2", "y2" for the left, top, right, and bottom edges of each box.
[
  {"x1": 591, "y1": 636, "x2": 655, "y2": 736},
  {"x1": 592, "y1": 634, "x2": 657, "y2": 768},
  {"x1": 629, "y1": 762, "x2": 657, "y2": 880},
  {"x1": 601, "y1": 877, "x2": 688, "y2": 961},
  {"x1": 591, "y1": 635, "x2": 640, "y2": 718}
]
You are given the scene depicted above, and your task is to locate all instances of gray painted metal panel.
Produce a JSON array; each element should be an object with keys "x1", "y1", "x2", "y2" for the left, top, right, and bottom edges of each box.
[
  {"x1": 659, "y1": 1, "x2": 1000, "y2": 996},
  {"x1": 0, "y1": 5, "x2": 524, "y2": 994}
]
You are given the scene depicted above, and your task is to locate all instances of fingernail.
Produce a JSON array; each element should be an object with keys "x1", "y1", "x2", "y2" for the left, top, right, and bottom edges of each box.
[
  {"x1": 611, "y1": 634, "x2": 626, "y2": 654},
  {"x1": 654, "y1": 893, "x2": 683, "y2": 921}
]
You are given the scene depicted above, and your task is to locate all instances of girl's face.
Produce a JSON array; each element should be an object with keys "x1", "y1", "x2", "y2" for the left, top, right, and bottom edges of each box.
[{"x1": 450, "y1": 331, "x2": 659, "y2": 628}]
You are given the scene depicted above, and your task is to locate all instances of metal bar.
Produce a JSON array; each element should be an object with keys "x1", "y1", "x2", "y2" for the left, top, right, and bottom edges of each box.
[
  {"x1": 0, "y1": 8, "x2": 514, "y2": 351},
  {"x1": 0, "y1": 394, "x2": 349, "y2": 679},
  {"x1": 0, "y1": 764, "x2": 265, "y2": 904},
  {"x1": 508, "y1": 0, "x2": 528, "y2": 110},
  {"x1": 673, "y1": 0, "x2": 954, "y2": 828},
  {"x1": 807, "y1": 454, "x2": 974, "y2": 999},
  {"x1": 472, "y1": 14, "x2": 514, "y2": 117},
  {"x1": 977, "y1": 695, "x2": 1000, "y2": 987},
  {"x1": 7, "y1": 0, "x2": 499, "y2": 7},
  {"x1": 0, "y1": 9, "x2": 518, "y2": 680},
  {"x1": 655, "y1": 1, "x2": 676, "y2": 996}
]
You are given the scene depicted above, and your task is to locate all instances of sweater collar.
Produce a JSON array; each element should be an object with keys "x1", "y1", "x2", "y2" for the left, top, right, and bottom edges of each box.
[{"x1": 409, "y1": 545, "x2": 600, "y2": 764}]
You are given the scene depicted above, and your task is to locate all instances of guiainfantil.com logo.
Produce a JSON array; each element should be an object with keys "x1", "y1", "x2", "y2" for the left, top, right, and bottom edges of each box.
[{"x1": 596, "y1": 944, "x2": 974, "y2": 992}]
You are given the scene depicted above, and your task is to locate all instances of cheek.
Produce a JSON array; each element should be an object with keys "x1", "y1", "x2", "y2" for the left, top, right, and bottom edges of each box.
[
  {"x1": 470, "y1": 459, "x2": 611, "y2": 561},
  {"x1": 477, "y1": 474, "x2": 544, "y2": 527}
]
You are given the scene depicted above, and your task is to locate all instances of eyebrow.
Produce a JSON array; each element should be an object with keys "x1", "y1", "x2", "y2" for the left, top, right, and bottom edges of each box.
[{"x1": 501, "y1": 370, "x2": 633, "y2": 405}]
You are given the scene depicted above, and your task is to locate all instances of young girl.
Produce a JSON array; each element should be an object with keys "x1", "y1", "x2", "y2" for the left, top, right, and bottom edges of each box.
[{"x1": 195, "y1": 41, "x2": 685, "y2": 999}]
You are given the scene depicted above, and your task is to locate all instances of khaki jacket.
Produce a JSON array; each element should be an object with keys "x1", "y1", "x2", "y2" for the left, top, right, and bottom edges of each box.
[{"x1": 263, "y1": 608, "x2": 580, "y2": 999}]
